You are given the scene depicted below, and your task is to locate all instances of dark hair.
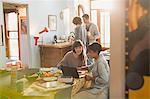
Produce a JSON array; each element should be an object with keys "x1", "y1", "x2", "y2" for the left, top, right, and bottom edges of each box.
[
  {"x1": 72, "y1": 17, "x2": 82, "y2": 25},
  {"x1": 88, "y1": 42, "x2": 102, "y2": 55},
  {"x1": 82, "y1": 14, "x2": 89, "y2": 19},
  {"x1": 72, "y1": 40, "x2": 84, "y2": 60}
]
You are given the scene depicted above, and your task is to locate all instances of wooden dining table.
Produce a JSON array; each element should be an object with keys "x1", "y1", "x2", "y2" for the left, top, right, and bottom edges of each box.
[{"x1": 23, "y1": 77, "x2": 86, "y2": 99}]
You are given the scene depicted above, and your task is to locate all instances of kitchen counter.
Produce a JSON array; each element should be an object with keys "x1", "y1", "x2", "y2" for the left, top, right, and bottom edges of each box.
[
  {"x1": 39, "y1": 42, "x2": 72, "y2": 49},
  {"x1": 39, "y1": 42, "x2": 72, "y2": 67}
]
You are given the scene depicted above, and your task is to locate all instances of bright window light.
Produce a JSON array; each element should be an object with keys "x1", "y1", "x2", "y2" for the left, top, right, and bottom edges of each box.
[{"x1": 91, "y1": 0, "x2": 114, "y2": 10}]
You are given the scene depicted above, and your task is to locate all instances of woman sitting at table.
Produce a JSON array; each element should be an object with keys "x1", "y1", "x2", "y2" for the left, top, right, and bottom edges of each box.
[
  {"x1": 73, "y1": 42, "x2": 110, "y2": 99},
  {"x1": 57, "y1": 40, "x2": 86, "y2": 68}
]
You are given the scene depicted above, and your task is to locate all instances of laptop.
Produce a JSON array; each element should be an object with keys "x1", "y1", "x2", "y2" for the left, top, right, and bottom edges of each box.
[{"x1": 61, "y1": 66, "x2": 86, "y2": 78}]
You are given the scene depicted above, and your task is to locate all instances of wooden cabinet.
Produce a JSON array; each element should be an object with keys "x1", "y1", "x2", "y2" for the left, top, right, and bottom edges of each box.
[{"x1": 39, "y1": 42, "x2": 72, "y2": 67}]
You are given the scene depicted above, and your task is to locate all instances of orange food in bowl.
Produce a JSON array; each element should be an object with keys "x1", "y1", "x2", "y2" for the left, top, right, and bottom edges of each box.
[{"x1": 43, "y1": 72, "x2": 54, "y2": 77}]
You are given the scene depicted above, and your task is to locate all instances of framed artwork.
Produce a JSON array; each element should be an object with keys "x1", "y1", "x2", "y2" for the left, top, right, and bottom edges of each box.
[
  {"x1": 125, "y1": 0, "x2": 149, "y2": 98},
  {"x1": 20, "y1": 16, "x2": 27, "y2": 34},
  {"x1": 0, "y1": 25, "x2": 4, "y2": 46},
  {"x1": 48, "y1": 15, "x2": 57, "y2": 31}
]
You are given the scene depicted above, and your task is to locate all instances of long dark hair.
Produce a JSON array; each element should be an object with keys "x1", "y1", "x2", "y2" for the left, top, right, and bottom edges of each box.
[{"x1": 72, "y1": 40, "x2": 84, "y2": 61}]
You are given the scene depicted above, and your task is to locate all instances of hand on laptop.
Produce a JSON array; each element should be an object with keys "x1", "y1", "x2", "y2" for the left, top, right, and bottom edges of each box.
[
  {"x1": 85, "y1": 75, "x2": 96, "y2": 81},
  {"x1": 85, "y1": 75, "x2": 92, "y2": 81},
  {"x1": 77, "y1": 65, "x2": 88, "y2": 70}
]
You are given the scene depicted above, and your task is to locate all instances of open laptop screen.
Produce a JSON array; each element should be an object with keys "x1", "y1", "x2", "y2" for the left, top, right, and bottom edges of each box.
[{"x1": 61, "y1": 66, "x2": 79, "y2": 78}]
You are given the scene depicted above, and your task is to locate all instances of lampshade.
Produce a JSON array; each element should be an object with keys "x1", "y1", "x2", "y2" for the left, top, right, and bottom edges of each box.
[{"x1": 39, "y1": 27, "x2": 49, "y2": 34}]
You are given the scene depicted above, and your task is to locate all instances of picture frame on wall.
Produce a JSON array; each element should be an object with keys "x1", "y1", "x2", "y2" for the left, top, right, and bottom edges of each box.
[
  {"x1": 20, "y1": 16, "x2": 27, "y2": 34},
  {"x1": 0, "y1": 25, "x2": 4, "y2": 46},
  {"x1": 48, "y1": 15, "x2": 57, "y2": 31}
]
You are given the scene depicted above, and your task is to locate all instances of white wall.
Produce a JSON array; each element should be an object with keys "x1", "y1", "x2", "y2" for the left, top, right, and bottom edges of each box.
[
  {"x1": 0, "y1": 0, "x2": 6, "y2": 68},
  {"x1": 2, "y1": 0, "x2": 28, "y2": 4},
  {"x1": 110, "y1": 0, "x2": 125, "y2": 98},
  {"x1": 28, "y1": 0, "x2": 76, "y2": 68},
  {"x1": 78, "y1": 0, "x2": 90, "y2": 14},
  {"x1": 19, "y1": 7, "x2": 30, "y2": 67}
]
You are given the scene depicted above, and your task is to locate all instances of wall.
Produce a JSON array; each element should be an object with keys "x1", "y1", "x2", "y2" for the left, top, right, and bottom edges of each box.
[
  {"x1": 28, "y1": 0, "x2": 75, "y2": 68},
  {"x1": 19, "y1": 7, "x2": 30, "y2": 66},
  {"x1": 0, "y1": 0, "x2": 6, "y2": 68},
  {"x1": 110, "y1": 0, "x2": 125, "y2": 98},
  {"x1": 78, "y1": 0, "x2": 90, "y2": 14},
  {"x1": 2, "y1": 0, "x2": 28, "y2": 4},
  {"x1": 0, "y1": 0, "x2": 76, "y2": 68}
]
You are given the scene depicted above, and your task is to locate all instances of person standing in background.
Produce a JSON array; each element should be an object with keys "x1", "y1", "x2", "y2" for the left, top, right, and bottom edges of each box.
[
  {"x1": 82, "y1": 14, "x2": 100, "y2": 45},
  {"x1": 72, "y1": 16, "x2": 87, "y2": 46}
]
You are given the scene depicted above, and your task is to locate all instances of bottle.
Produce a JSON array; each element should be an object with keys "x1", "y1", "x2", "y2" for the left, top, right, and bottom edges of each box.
[{"x1": 54, "y1": 35, "x2": 57, "y2": 43}]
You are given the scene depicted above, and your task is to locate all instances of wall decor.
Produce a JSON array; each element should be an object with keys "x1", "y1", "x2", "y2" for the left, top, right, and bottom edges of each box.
[
  {"x1": 48, "y1": 15, "x2": 57, "y2": 31},
  {"x1": 125, "y1": 0, "x2": 150, "y2": 98},
  {"x1": 20, "y1": 16, "x2": 27, "y2": 34}
]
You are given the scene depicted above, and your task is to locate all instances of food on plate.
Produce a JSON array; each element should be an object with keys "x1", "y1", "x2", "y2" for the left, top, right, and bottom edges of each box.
[
  {"x1": 43, "y1": 77, "x2": 57, "y2": 82},
  {"x1": 43, "y1": 72, "x2": 54, "y2": 77}
]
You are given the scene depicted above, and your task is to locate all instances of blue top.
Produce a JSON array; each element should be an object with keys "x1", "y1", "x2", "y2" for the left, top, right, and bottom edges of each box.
[{"x1": 87, "y1": 53, "x2": 110, "y2": 94}]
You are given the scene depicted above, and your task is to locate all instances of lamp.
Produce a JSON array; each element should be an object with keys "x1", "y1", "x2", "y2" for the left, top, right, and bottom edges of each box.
[
  {"x1": 39, "y1": 27, "x2": 49, "y2": 34},
  {"x1": 34, "y1": 27, "x2": 49, "y2": 45}
]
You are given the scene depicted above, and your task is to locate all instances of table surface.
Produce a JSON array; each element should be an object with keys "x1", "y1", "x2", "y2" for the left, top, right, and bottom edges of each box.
[{"x1": 0, "y1": 68, "x2": 86, "y2": 98}]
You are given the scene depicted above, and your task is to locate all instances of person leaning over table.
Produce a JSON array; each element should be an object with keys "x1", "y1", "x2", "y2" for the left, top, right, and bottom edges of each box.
[
  {"x1": 57, "y1": 40, "x2": 87, "y2": 68},
  {"x1": 73, "y1": 43, "x2": 110, "y2": 99}
]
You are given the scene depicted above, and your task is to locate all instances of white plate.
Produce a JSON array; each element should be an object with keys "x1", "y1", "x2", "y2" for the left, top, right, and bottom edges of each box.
[
  {"x1": 35, "y1": 81, "x2": 71, "y2": 91},
  {"x1": 40, "y1": 68, "x2": 51, "y2": 72},
  {"x1": 43, "y1": 77, "x2": 57, "y2": 82}
]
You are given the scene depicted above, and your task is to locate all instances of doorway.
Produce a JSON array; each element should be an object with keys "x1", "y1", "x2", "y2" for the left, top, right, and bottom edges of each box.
[
  {"x1": 3, "y1": 3, "x2": 29, "y2": 66},
  {"x1": 4, "y1": 10, "x2": 19, "y2": 60}
]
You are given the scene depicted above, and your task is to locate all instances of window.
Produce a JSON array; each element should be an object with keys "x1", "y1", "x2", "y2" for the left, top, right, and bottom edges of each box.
[
  {"x1": 91, "y1": 0, "x2": 111, "y2": 48},
  {"x1": 8, "y1": 12, "x2": 19, "y2": 60}
]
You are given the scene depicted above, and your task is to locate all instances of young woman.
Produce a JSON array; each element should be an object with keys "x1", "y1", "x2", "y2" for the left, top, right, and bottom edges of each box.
[{"x1": 57, "y1": 40, "x2": 86, "y2": 68}]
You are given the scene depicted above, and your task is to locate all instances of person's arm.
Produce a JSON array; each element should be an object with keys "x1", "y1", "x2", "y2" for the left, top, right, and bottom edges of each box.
[
  {"x1": 74, "y1": 28, "x2": 78, "y2": 40},
  {"x1": 57, "y1": 53, "x2": 69, "y2": 67},
  {"x1": 95, "y1": 61, "x2": 109, "y2": 84},
  {"x1": 88, "y1": 24, "x2": 99, "y2": 41},
  {"x1": 78, "y1": 27, "x2": 83, "y2": 41},
  {"x1": 93, "y1": 25, "x2": 100, "y2": 42},
  {"x1": 93, "y1": 24, "x2": 99, "y2": 36}
]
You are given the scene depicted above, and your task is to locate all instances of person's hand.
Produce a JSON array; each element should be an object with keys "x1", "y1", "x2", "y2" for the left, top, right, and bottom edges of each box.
[
  {"x1": 87, "y1": 32, "x2": 91, "y2": 37},
  {"x1": 85, "y1": 75, "x2": 92, "y2": 81},
  {"x1": 77, "y1": 66, "x2": 88, "y2": 70},
  {"x1": 87, "y1": 32, "x2": 94, "y2": 40},
  {"x1": 76, "y1": 66, "x2": 82, "y2": 70}
]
